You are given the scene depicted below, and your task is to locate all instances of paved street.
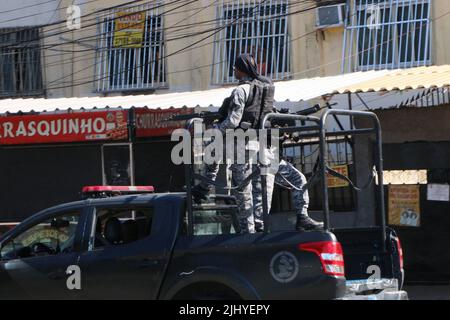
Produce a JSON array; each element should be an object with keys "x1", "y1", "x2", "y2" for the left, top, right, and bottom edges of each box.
[{"x1": 404, "y1": 286, "x2": 450, "y2": 300}]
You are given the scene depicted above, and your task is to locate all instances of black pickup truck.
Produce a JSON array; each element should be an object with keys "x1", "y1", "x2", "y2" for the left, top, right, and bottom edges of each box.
[
  {"x1": 0, "y1": 192, "x2": 404, "y2": 300},
  {"x1": 0, "y1": 110, "x2": 407, "y2": 300}
]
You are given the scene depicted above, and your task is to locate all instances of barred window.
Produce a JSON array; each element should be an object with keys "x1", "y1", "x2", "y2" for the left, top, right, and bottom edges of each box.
[
  {"x1": 342, "y1": 0, "x2": 431, "y2": 72},
  {"x1": 96, "y1": 3, "x2": 166, "y2": 92},
  {"x1": 0, "y1": 28, "x2": 43, "y2": 98},
  {"x1": 212, "y1": 0, "x2": 290, "y2": 84}
]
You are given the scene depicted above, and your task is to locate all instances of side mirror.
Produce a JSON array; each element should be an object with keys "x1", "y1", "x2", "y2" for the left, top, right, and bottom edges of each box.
[{"x1": 16, "y1": 246, "x2": 32, "y2": 259}]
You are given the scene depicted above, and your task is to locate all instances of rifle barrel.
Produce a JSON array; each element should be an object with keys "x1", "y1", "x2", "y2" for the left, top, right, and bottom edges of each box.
[{"x1": 164, "y1": 112, "x2": 222, "y2": 122}]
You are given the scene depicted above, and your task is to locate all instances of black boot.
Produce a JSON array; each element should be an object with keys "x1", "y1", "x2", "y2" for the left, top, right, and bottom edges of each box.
[
  {"x1": 296, "y1": 215, "x2": 324, "y2": 231},
  {"x1": 191, "y1": 184, "x2": 211, "y2": 204}
]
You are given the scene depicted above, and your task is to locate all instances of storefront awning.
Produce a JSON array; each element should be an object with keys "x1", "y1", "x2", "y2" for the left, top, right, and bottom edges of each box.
[
  {"x1": 0, "y1": 65, "x2": 448, "y2": 114},
  {"x1": 332, "y1": 65, "x2": 450, "y2": 94}
]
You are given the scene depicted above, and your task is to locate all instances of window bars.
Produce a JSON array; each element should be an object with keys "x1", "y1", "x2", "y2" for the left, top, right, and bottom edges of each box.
[
  {"x1": 96, "y1": 3, "x2": 166, "y2": 92},
  {"x1": 0, "y1": 28, "x2": 44, "y2": 98},
  {"x1": 342, "y1": 0, "x2": 432, "y2": 73},
  {"x1": 212, "y1": 0, "x2": 290, "y2": 84}
]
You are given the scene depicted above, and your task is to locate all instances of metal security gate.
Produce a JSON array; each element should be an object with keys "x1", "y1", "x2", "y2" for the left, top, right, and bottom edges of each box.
[
  {"x1": 273, "y1": 137, "x2": 356, "y2": 213},
  {"x1": 342, "y1": 0, "x2": 432, "y2": 73},
  {"x1": 212, "y1": 0, "x2": 290, "y2": 84}
]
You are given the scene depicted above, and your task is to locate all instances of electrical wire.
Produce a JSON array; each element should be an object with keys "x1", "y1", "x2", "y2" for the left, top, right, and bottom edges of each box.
[
  {"x1": 0, "y1": 0, "x2": 318, "y2": 52},
  {"x1": 0, "y1": 1, "x2": 445, "y2": 97}
]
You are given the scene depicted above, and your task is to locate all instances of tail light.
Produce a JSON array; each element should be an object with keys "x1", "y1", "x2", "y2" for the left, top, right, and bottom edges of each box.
[
  {"x1": 394, "y1": 237, "x2": 404, "y2": 270},
  {"x1": 299, "y1": 241, "x2": 345, "y2": 277}
]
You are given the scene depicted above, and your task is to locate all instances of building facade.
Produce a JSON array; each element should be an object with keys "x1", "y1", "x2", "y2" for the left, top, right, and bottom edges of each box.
[{"x1": 1, "y1": 0, "x2": 449, "y2": 99}]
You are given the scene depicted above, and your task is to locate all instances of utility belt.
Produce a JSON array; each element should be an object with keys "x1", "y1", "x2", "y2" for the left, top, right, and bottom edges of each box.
[{"x1": 234, "y1": 121, "x2": 275, "y2": 150}]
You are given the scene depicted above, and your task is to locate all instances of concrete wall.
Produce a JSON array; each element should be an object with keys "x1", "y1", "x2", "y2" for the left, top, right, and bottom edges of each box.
[
  {"x1": 356, "y1": 104, "x2": 450, "y2": 144},
  {"x1": 433, "y1": 0, "x2": 450, "y2": 66},
  {"x1": 0, "y1": 0, "x2": 59, "y2": 28}
]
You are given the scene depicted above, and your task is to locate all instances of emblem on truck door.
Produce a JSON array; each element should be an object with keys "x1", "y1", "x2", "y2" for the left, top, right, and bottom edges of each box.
[{"x1": 270, "y1": 251, "x2": 299, "y2": 283}]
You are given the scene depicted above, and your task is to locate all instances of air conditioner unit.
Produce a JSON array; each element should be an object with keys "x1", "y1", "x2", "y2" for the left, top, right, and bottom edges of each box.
[{"x1": 315, "y1": 4, "x2": 346, "y2": 29}]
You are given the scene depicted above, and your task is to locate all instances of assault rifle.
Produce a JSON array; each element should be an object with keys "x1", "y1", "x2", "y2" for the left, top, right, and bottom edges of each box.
[
  {"x1": 165, "y1": 103, "x2": 334, "y2": 123},
  {"x1": 164, "y1": 111, "x2": 223, "y2": 122}
]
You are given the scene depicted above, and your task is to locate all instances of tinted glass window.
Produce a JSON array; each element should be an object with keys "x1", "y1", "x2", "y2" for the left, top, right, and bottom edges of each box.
[
  {"x1": 193, "y1": 209, "x2": 240, "y2": 236},
  {"x1": 1, "y1": 212, "x2": 80, "y2": 260},
  {"x1": 90, "y1": 207, "x2": 153, "y2": 250}
]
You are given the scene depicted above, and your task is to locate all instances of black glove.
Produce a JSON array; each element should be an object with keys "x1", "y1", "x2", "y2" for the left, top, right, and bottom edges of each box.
[
  {"x1": 218, "y1": 97, "x2": 231, "y2": 122},
  {"x1": 291, "y1": 132, "x2": 301, "y2": 143}
]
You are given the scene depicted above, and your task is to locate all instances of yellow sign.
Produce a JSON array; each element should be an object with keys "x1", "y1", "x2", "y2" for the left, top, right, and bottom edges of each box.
[
  {"x1": 114, "y1": 11, "x2": 145, "y2": 48},
  {"x1": 327, "y1": 165, "x2": 350, "y2": 188},
  {"x1": 388, "y1": 185, "x2": 420, "y2": 227}
]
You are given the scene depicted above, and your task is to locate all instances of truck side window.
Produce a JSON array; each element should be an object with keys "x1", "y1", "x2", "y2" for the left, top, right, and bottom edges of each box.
[
  {"x1": 90, "y1": 207, "x2": 153, "y2": 250},
  {"x1": 0, "y1": 212, "x2": 80, "y2": 260},
  {"x1": 193, "y1": 209, "x2": 240, "y2": 236}
]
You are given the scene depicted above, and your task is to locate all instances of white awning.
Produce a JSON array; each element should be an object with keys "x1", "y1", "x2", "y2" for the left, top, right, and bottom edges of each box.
[{"x1": 0, "y1": 65, "x2": 448, "y2": 114}]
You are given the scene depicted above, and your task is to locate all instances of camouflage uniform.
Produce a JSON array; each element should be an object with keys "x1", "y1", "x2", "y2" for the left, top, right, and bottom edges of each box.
[
  {"x1": 253, "y1": 159, "x2": 309, "y2": 230},
  {"x1": 252, "y1": 147, "x2": 277, "y2": 232},
  {"x1": 275, "y1": 159, "x2": 309, "y2": 216},
  {"x1": 196, "y1": 80, "x2": 257, "y2": 233},
  {"x1": 201, "y1": 144, "x2": 255, "y2": 233}
]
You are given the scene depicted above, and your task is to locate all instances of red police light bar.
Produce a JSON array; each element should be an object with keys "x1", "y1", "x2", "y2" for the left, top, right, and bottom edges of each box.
[{"x1": 82, "y1": 186, "x2": 155, "y2": 193}]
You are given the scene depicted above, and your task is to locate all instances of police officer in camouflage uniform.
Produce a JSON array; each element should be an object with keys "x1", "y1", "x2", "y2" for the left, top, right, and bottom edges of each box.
[{"x1": 192, "y1": 53, "x2": 275, "y2": 234}]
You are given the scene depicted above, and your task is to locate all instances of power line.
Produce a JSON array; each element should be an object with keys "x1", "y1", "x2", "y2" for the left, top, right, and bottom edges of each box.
[
  {"x1": 0, "y1": 0, "x2": 56, "y2": 15},
  {"x1": 0, "y1": 0, "x2": 156, "y2": 44},
  {"x1": 0, "y1": 1, "x2": 353, "y2": 88},
  {"x1": 45, "y1": 0, "x2": 275, "y2": 88},
  {"x1": 45, "y1": 3, "x2": 444, "y2": 93},
  {"x1": 0, "y1": 0, "x2": 316, "y2": 63},
  {"x1": 45, "y1": 1, "x2": 321, "y2": 89},
  {"x1": 32, "y1": 0, "x2": 222, "y2": 68},
  {"x1": 0, "y1": 0, "x2": 107, "y2": 25},
  {"x1": 0, "y1": 1, "x2": 444, "y2": 96},
  {"x1": 0, "y1": 0, "x2": 317, "y2": 52}
]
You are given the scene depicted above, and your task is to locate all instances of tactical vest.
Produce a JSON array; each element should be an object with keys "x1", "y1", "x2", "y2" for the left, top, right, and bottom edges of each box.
[{"x1": 240, "y1": 78, "x2": 275, "y2": 129}]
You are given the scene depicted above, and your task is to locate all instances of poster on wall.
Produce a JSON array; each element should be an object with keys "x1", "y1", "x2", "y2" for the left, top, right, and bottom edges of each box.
[
  {"x1": 114, "y1": 11, "x2": 146, "y2": 48},
  {"x1": 388, "y1": 185, "x2": 421, "y2": 227},
  {"x1": 0, "y1": 110, "x2": 128, "y2": 145},
  {"x1": 327, "y1": 165, "x2": 350, "y2": 188},
  {"x1": 427, "y1": 184, "x2": 450, "y2": 202}
]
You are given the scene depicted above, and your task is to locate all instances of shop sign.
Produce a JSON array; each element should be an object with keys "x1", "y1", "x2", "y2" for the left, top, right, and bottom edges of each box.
[
  {"x1": 135, "y1": 108, "x2": 194, "y2": 137},
  {"x1": 0, "y1": 110, "x2": 128, "y2": 145}
]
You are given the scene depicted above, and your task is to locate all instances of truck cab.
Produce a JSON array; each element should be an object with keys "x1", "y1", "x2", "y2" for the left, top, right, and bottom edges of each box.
[{"x1": 0, "y1": 109, "x2": 407, "y2": 300}]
